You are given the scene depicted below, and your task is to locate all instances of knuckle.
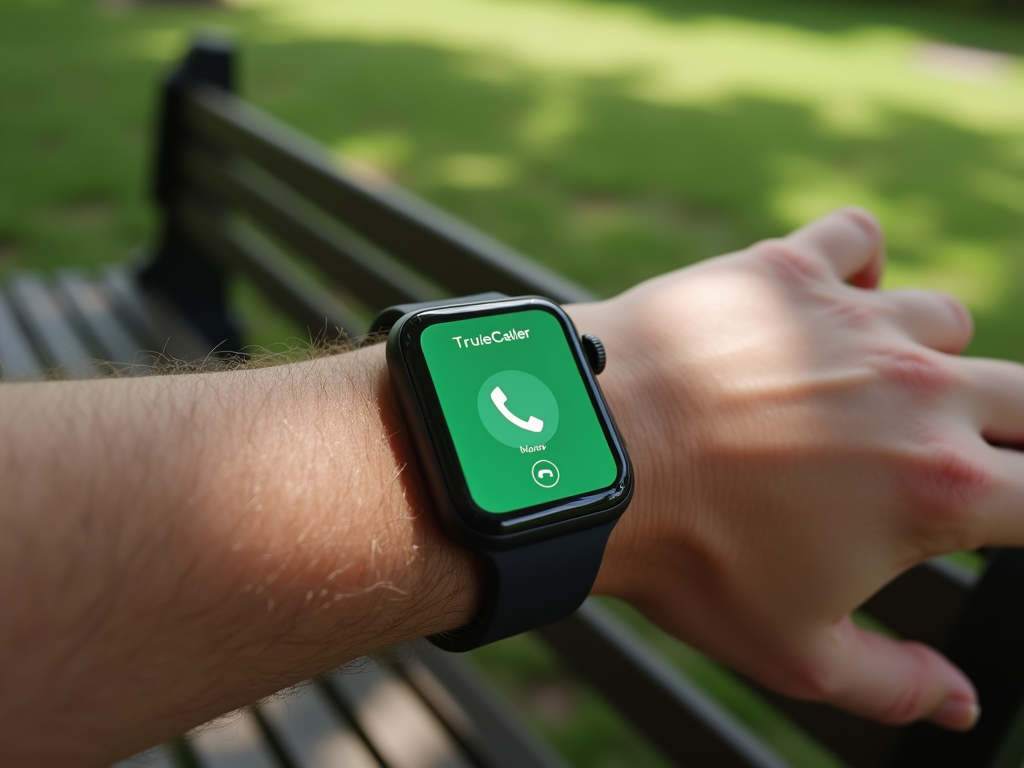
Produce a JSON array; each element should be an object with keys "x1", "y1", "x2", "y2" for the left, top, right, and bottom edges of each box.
[
  {"x1": 902, "y1": 443, "x2": 992, "y2": 536},
  {"x1": 872, "y1": 347, "x2": 954, "y2": 397},
  {"x1": 828, "y1": 294, "x2": 877, "y2": 330},
  {"x1": 754, "y1": 240, "x2": 829, "y2": 285}
]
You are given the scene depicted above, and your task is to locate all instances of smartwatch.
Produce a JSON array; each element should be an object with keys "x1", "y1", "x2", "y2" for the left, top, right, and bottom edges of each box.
[{"x1": 373, "y1": 293, "x2": 633, "y2": 651}]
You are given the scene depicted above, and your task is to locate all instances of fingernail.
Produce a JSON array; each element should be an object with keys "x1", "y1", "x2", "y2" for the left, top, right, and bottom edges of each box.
[{"x1": 931, "y1": 698, "x2": 980, "y2": 731}]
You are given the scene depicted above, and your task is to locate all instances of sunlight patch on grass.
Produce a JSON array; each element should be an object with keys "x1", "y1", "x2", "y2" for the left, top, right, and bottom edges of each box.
[
  {"x1": 519, "y1": 78, "x2": 582, "y2": 151},
  {"x1": 884, "y1": 240, "x2": 1010, "y2": 311},
  {"x1": 429, "y1": 152, "x2": 519, "y2": 189},
  {"x1": 231, "y1": 0, "x2": 1024, "y2": 136},
  {"x1": 770, "y1": 153, "x2": 888, "y2": 224},
  {"x1": 334, "y1": 131, "x2": 415, "y2": 175}
]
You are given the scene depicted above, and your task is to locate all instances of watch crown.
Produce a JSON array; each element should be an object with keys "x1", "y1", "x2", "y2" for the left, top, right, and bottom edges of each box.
[{"x1": 581, "y1": 334, "x2": 607, "y2": 375}]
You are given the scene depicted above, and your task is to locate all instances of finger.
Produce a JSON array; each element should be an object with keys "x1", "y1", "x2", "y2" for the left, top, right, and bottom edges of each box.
[
  {"x1": 939, "y1": 357, "x2": 1024, "y2": 545},
  {"x1": 877, "y1": 289, "x2": 974, "y2": 354},
  {"x1": 818, "y1": 618, "x2": 978, "y2": 730},
  {"x1": 981, "y1": 448, "x2": 1024, "y2": 547},
  {"x1": 960, "y1": 358, "x2": 1024, "y2": 442},
  {"x1": 958, "y1": 356, "x2": 1024, "y2": 544},
  {"x1": 785, "y1": 207, "x2": 886, "y2": 288}
]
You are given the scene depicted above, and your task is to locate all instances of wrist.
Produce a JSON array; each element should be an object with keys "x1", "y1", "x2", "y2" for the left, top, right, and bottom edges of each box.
[
  {"x1": 299, "y1": 346, "x2": 485, "y2": 646},
  {"x1": 565, "y1": 300, "x2": 705, "y2": 606}
]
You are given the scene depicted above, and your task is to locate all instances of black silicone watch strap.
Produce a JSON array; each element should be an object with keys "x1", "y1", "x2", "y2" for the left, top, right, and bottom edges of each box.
[{"x1": 430, "y1": 520, "x2": 617, "y2": 652}]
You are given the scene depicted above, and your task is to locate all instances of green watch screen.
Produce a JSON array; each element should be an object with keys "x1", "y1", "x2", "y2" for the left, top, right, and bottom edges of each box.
[{"x1": 420, "y1": 309, "x2": 618, "y2": 514}]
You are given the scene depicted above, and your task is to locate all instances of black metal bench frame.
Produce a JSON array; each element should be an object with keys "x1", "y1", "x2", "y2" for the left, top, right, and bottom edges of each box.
[{"x1": 2, "y1": 37, "x2": 1022, "y2": 768}]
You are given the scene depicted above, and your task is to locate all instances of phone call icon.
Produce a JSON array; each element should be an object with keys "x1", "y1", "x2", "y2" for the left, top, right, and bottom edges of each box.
[
  {"x1": 531, "y1": 460, "x2": 560, "y2": 488},
  {"x1": 477, "y1": 370, "x2": 559, "y2": 448},
  {"x1": 490, "y1": 386, "x2": 544, "y2": 433}
]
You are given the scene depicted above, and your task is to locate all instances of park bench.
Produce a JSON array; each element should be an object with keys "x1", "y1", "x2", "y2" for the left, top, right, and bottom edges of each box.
[{"x1": 1, "y1": 37, "x2": 1022, "y2": 768}]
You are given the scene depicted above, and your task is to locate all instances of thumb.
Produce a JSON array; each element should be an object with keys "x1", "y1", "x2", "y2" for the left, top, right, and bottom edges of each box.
[{"x1": 811, "y1": 618, "x2": 979, "y2": 731}]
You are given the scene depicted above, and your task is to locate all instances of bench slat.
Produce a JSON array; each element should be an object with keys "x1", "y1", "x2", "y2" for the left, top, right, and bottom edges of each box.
[
  {"x1": 6, "y1": 274, "x2": 97, "y2": 379},
  {"x1": 109, "y1": 744, "x2": 178, "y2": 768},
  {"x1": 738, "y1": 680, "x2": 896, "y2": 768},
  {"x1": 886, "y1": 548, "x2": 1024, "y2": 768},
  {"x1": 0, "y1": 289, "x2": 45, "y2": 380},
  {"x1": 176, "y1": 197, "x2": 364, "y2": 338},
  {"x1": 183, "y1": 88, "x2": 594, "y2": 304},
  {"x1": 179, "y1": 146, "x2": 439, "y2": 311},
  {"x1": 190, "y1": 710, "x2": 279, "y2": 768},
  {"x1": 101, "y1": 267, "x2": 176, "y2": 352},
  {"x1": 535, "y1": 559, "x2": 974, "y2": 768},
  {"x1": 540, "y1": 601, "x2": 790, "y2": 768},
  {"x1": 258, "y1": 684, "x2": 381, "y2": 768},
  {"x1": 401, "y1": 646, "x2": 569, "y2": 768},
  {"x1": 101, "y1": 267, "x2": 215, "y2": 362},
  {"x1": 327, "y1": 663, "x2": 476, "y2": 768},
  {"x1": 56, "y1": 271, "x2": 148, "y2": 370}
]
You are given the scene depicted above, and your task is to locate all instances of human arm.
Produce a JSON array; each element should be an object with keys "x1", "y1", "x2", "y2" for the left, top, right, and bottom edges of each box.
[
  {"x1": 0, "y1": 348, "x2": 482, "y2": 766},
  {"x1": 2, "y1": 208, "x2": 1023, "y2": 765}
]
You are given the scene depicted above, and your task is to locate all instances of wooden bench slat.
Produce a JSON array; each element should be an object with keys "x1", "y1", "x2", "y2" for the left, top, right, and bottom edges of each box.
[
  {"x1": 738, "y1": 680, "x2": 897, "y2": 768},
  {"x1": 56, "y1": 271, "x2": 148, "y2": 369},
  {"x1": 327, "y1": 663, "x2": 476, "y2": 768},
  {"x1": 183, "y1": 88, "x2": 594, "y2": 304},
  {"x1": 0, "y1": 289, "x2": 46, "y2": 380},
  {"x1": 175, "y1": 197, "x2": 365, "y2": 339},
  {"x1": 540, "y1": 601, "x2": 790, "y2": 768},
  {"x1": 108, "y1": 744, "x2": 178, "y2": 768},
  {"x1": 258, "y1": 684, "x2": 381, "y2": 768},
  {"x1": 862, "y1": 558, "x2": 974, "y2": 647},
  {"x1": 101, "y1": 267, "x2": 215, "y2": 361},
  {"x1": 179, "y1": 146, "x2": 439, "y2": 312},
  {"x1": 6, "y1": 274, "x2": 97, "y2": 379},
  {"x1": 101, "y1": 267, "x2": 175, "y2": 352},
  {"x1": 189, "y1": 710, "x2": 280, "y2": 768},
  {"x1": 401, "y1": 645, "x2": 569, "y2": 768}
]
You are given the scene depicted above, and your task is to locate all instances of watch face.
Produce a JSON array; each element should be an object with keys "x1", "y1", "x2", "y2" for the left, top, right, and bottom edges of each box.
[{"x1": 397, "y1": 300, "x2": 628, "y2": 534}]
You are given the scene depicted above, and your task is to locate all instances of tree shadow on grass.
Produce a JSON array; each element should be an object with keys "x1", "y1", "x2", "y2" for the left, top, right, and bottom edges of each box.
[
  {"x1": 240, "y1": 35, "x2": 1023, "y2": 360},
  {"x1": 0, "y1": 0, "x2": 1020, "y2": 361}
]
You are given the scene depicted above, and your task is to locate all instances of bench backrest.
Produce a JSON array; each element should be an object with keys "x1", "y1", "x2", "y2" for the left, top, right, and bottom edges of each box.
[{"x1": 119, "y1": 37, "x2": 1024, "y2": 768}]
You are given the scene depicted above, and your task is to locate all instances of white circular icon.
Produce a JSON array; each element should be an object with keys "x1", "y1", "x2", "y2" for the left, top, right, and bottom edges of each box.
[{"x1": 531, "y1": 460, "x2": 560, "y2": 488}]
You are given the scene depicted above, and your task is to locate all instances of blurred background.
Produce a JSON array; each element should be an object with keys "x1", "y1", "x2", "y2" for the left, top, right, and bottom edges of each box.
[{"x1": 1, "y1": 0, "x2": 1021, "y2": 765}]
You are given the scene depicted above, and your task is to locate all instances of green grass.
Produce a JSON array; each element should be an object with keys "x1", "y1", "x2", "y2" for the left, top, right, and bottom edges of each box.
[
  {"x1": 1, "y1": 0, "x2": 1022, "y2": 359},
  {"x1": 2, "y1": 0, "x2": 1022, "y2": 765}
]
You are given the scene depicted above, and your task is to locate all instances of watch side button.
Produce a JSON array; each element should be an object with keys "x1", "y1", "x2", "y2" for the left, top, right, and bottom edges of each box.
[{"x1": 581, "y1": 333, "x2": 607, "y2": 375}]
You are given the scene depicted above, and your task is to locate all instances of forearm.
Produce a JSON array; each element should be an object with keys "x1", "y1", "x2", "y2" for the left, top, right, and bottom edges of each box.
[{"x1": 0, "y1": 345, "x2": 480, "y2": 766}]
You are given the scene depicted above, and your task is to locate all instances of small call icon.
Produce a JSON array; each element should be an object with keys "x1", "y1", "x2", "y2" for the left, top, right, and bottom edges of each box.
[{"x1": 531, "y1": 460, "x2": 560, "y2": 488}]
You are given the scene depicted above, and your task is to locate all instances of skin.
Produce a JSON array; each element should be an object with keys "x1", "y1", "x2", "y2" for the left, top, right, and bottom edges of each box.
[{"x1": 1, "y1": 209, "x2": 1021, "y2": 766}]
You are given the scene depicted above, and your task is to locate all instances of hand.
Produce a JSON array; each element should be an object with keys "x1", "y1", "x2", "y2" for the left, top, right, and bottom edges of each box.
[{"x1": 574, "y1": 208, "x2": 1024, "y2": 730}]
